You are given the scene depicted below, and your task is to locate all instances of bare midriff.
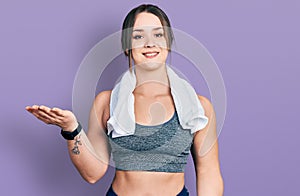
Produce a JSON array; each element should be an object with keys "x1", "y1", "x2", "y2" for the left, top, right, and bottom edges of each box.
[{"x1": 112, "y1": 170, "x2": 185, "y2": 196}]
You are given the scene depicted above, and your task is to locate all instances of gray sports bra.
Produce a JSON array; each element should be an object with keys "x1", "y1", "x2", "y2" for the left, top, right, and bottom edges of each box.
[{"x1": 108, "y1": 111, "x2": 194, "y2": 172}]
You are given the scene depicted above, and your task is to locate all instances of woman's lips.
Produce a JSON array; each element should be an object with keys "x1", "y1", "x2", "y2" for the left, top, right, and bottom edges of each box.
[{"x1": 143, "y1": 52, "x2": 159, "y2": 58}]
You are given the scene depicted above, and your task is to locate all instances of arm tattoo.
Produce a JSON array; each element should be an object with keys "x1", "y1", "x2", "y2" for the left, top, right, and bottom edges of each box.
[{"x1": 71, "y1": 135, "x2": 82, "y2": 155}]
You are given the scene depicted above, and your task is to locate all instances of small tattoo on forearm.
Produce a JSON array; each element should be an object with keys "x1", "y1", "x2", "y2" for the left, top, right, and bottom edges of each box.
[{"x1": 72, "y1": 135, "x2": 82, "y2": 155}]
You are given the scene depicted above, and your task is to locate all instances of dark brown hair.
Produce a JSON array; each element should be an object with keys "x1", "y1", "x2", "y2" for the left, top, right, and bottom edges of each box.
[{"x1": 121, "y1": 4, "x2": 174, "y2": 69}]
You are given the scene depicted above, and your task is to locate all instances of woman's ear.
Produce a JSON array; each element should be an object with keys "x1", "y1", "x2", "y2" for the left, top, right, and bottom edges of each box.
[{"x1": 125, "y1": 49, "x2": 129, "y2": 56}]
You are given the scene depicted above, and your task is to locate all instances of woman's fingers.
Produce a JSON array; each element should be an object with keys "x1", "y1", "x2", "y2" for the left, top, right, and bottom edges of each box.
[
  {"x1": 25, "y1": 105, "x2": 39, "y2": 112},
  {"x1": 50, "y1": 107, "x2": 65, "y2": 117},
  {"x1": 27, "y1": 105, "x2": 62, "y2": 119},
  {"x1": 26, "y1": 105, "x2": 77, "y2": 130},
  {"x1": 30, "y1": 108, "x2": 54, "y2": 124},
  {"x1": 26, "y1": 105, "x2": 63, "y2": 126},
  {"x1": 38, "y1": 105, "x2": 61, "y2": 119}
]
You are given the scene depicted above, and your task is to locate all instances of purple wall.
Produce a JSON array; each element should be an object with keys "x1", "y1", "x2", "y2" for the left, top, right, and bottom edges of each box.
[{"x1": 1, "y1": 0, "x2": 299, "y2": 195}]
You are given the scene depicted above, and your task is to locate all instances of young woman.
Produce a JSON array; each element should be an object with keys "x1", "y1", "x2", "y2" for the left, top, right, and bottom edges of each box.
[{"x1": 26, "y1": 4, "x2": 223, "y2": 196}]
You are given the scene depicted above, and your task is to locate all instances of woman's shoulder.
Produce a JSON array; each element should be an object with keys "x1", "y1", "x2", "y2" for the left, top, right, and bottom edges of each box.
[
  {"x1": 95, "y1": 90, "x2": 112, "y2": 98},
  {"x1": 94, "y1": 90, "x2": 112, "y2": 108},
  {"x1": 197, "y1": 95, "x2": 215, "y2": 116},
  {"x1": 94, "y1": 91, "x2": 112, "y2": 126}
]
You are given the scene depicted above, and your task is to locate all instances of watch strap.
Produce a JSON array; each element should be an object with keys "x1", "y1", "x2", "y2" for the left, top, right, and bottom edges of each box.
[{"x1": 60, "y1": 122, "x2": 82, "y2": 140}]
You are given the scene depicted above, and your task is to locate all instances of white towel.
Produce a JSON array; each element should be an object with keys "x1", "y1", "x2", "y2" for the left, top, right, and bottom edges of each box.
[{"x1": 107, "y1": 65, "x2": 209, "y2": 138}]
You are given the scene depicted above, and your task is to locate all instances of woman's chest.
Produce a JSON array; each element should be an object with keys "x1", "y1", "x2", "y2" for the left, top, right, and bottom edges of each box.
[{"x1": 134, "y1": 94, "x2": 175, "y2": 126}]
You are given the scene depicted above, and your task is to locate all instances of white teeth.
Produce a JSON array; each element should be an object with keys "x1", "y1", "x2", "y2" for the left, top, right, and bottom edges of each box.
[{"x1": 144, "y1": 52, "x2": 157, "y2": 57}]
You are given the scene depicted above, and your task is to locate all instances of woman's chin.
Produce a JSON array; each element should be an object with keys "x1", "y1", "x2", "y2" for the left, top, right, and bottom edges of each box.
[{"x1": 135, "y1": 61, "x2": 165, "y2": 71}]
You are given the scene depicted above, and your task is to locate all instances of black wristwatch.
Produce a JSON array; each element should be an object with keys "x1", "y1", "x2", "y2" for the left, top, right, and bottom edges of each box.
[{"x1": 60, "y1": 122, "x2": 82, "y2": 140}]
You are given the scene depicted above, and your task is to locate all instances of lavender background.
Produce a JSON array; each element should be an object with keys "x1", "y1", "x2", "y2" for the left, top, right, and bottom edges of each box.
[{"x1": 1, "y1": 0, "x2": 299, "y2": 195}]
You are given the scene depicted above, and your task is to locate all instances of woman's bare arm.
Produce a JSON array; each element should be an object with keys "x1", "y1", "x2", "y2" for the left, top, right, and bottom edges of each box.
[
  {"x1": 26, "y1": 91, "x2": 112, "y2": 183},
  {"x1": 191, "y1": 95, "x2": 224, "y2": 196}
]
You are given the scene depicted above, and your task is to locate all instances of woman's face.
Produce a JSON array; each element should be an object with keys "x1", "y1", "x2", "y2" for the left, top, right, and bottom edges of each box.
[{"x1": 131, "y1": 12, "x2": 168, "y2": 69}]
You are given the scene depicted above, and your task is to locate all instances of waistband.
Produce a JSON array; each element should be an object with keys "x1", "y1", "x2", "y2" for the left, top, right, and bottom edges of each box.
[{"x1": 106, "y1": 184, "x2": 189, "y2": 196}]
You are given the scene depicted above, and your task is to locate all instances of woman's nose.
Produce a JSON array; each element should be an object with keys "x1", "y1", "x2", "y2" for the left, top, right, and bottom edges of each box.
[{"x1": 144, "y1": 37, "x2": 155, "y2": 48}]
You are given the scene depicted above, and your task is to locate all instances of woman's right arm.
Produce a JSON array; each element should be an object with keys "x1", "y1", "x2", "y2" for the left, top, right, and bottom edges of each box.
[{"x1": 26, "y1": 91, "x2": 112, "y2": 184}]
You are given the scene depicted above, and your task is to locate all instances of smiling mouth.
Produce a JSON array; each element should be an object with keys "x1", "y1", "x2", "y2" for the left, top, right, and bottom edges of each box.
[{"x1": 143, "y1": 52, "x2": 159, "y2": 58}]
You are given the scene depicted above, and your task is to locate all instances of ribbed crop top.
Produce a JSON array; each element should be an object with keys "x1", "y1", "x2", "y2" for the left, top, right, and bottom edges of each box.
[{"x1": 108, "y1": 110, "x2": 194, "y2": 172}]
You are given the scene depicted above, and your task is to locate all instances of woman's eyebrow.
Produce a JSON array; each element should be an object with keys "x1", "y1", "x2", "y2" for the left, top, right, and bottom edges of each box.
[
  {"x1": 132, "y1": 27, "x2": 163, "y2": 32},
  {"x1": 133, "y1": 29, "x2": 144, "y2": 32},
  {"x1": 152, "y1": 27, "x2": 163, "y2": 31}
]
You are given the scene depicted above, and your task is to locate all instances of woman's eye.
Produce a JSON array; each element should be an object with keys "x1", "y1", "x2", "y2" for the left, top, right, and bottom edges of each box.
[
  {"x1": 155, "y1": 33, "x2": 163, "y2": 38},
  {"x1": 133, "y1": 35, "x2": 143, "y2": 40}
]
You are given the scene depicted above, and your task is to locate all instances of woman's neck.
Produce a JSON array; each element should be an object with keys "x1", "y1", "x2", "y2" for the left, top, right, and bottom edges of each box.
[{"x1": 133, "y1": 64, "x2": 170, "y2": 97}]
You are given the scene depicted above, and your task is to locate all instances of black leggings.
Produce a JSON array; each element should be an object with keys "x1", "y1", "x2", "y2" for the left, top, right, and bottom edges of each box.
[{"x1": 106, "y1": 185, "x2": 189, "y2": 196}]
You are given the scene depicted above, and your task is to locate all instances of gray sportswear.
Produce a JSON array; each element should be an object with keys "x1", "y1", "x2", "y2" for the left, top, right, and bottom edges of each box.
[{"x1": 108, "y1": 111, "x2": 194, "y2": 172}]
